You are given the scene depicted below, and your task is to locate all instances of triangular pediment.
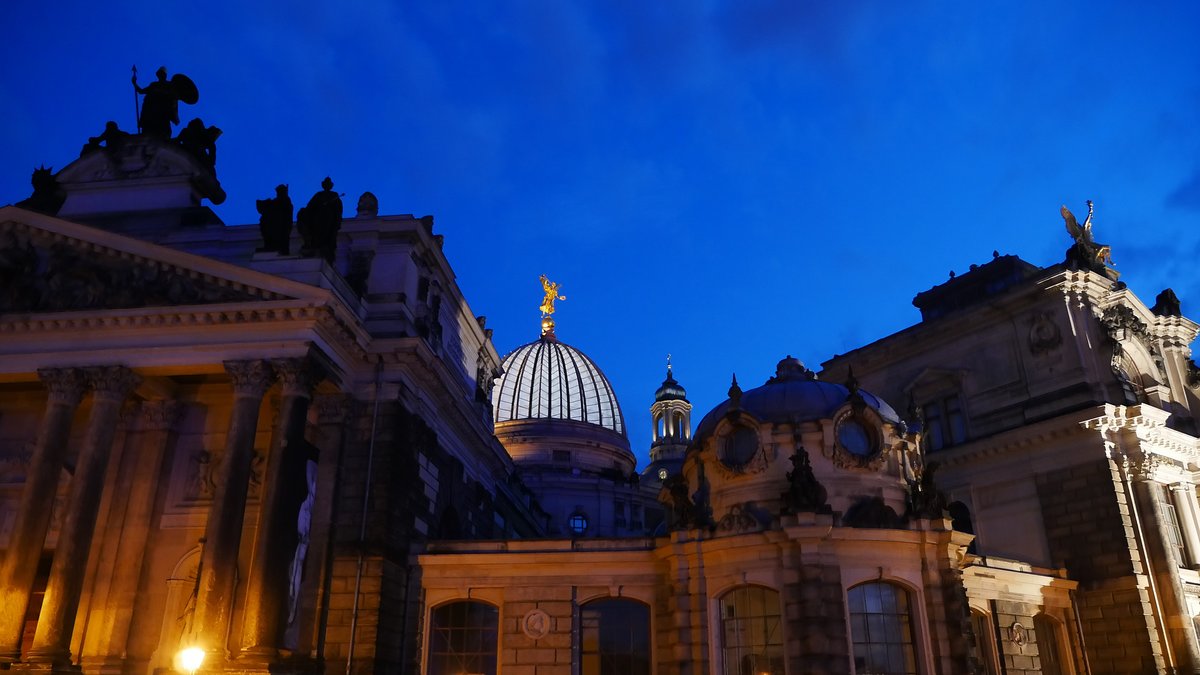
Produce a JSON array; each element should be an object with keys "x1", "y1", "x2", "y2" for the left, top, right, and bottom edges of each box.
[{"x1": 0, "y1": 206, "x2": 328, "y2": 315}]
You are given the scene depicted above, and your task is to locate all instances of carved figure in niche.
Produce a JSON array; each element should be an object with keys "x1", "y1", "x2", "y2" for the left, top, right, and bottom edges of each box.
[
  {"x1": 81, "y1": 121, "x2": 130, "y2": 157},
  {"x1": 15, "y1": 166, "x2": 65, "y2": 216},
  {"x1": 256, "y1": 184, "x2": 294, "y2": 255},
  {"x1": 175, "y1": 118, "x2": 222, "y2": 170},
  {"x1": 132, "y1": 66, "x2": 199, "y2": 139},
  {"x1": 1152, "y1": 288, "x2": 1182, "y2": 317},
  {"x1": 187, "y1": 450, "x2": 216, "y2": 500},
  {"x1": 296, "y1": 177, "x2": 343, "y2": 263},
  {"x1": 287, "y1": 460, "x2": 318, "y2": 625},
  {"x1": 906, "y1": 461, "x2": 947, "y2": 520},
  {"x1": 781, "y1": 446, "x2": 830, "y2": 514},
  {"x1": 691, "y1": 462, "x2": 714, "y2": 528},
  {"x1": 1061, "y1": 200, "x2": 1116, "y2": 278}
]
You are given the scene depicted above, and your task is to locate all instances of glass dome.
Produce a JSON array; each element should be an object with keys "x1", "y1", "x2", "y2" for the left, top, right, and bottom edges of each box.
[{"x1": 493, "y1": 336, "x2": 626, "y2": 436}]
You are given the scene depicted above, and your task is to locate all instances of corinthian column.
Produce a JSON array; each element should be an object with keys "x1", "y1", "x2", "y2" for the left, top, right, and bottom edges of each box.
[
  {"x1": 0, "y1": 368, "x2": 87, "y2": 662},
  {"x1": 27, "y1": 366, "x2": 141, "y2": 666},
  {"x1": 192, "y1": 360, "x2": 276, "y2": 661},
  {"x1": 240, "y1": 357, "x2": 322, "y2": 661}
]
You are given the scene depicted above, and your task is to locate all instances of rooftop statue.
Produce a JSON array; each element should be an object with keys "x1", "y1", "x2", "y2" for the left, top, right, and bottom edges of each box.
[
  {"x1": 15, "y1": 166, "x2": 64, "y2": 216},
  {"x1": 1062, "y1": 200, "x2": 1117, "y2": 278},
  {"x1": 538, "y1": 275, "x2": 566, "y2": 336},
  {"x1": 131, "y1": 66, "x2": 199, "y2": 140},
  {"x1": 80, "y1": 121, "x2": 129, "y2": 157},
  {"x1": 176, "y1": 118, "x2": 222, "y2": 170},
  {"x1": 539, "y1": 275, "x2": 565, "y2": 317},
  {"x1": 256, "y1": 184, "x2": 293, "y2": 255},
  {"x1": 296, "y1": 177, "x2": 343, "y2": 263}
]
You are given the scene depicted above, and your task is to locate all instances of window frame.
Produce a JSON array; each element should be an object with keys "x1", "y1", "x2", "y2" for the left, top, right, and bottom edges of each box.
[
  {"x1": 424, "y1": 599, "x2": 500, "y2": 675},
  {"x1": 846, "y1": 581, "x2": 921, "y2": 675},
  {"x1": 578, "y1": 597, "x2": 653, "y2": 675},
  {"x1": 714, "y1": 585, "x2": 786, "y2": 675}
]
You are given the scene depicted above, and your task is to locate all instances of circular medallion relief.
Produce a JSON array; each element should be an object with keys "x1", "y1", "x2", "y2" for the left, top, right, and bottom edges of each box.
[{"x1": 522, "y1": 609, "x2": 551, "y2": 640}]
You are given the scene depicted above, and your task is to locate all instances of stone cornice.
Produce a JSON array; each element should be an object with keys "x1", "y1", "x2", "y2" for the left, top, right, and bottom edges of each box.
[{"x1": 1081, "y1": 403, "x2": 1200, "y2": 469}]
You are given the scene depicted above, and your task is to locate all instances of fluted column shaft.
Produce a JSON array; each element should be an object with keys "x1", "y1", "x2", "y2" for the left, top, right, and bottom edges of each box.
[
  {"x1": 193, "y1": 361, "x2": 276, "y2": 659},
  {"x1": 91, "y1": 400, "x2": 183, "y2": 663},
  {"x1": 0, "y1": 369, "x2": 87, "y2": 662},
  {"x1": 28, "y1": 366, "x2": 141, "y2": 665},
  {"x1": 241, "y1": 358, "x2": 321, "y2": 658}
]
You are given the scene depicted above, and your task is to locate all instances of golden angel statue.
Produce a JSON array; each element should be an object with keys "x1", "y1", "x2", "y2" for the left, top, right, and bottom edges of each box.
[
  {"x1": 539, "y1": 275, "x2": 565, "y2": 317},
  {"x1": 1061, "y1": 200, "x2": 1115, "y2": 276}
]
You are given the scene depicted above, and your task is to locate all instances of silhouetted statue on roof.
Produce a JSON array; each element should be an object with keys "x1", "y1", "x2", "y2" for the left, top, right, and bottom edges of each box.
[
  {"x1": 1062, "y1": 200, "x2": 1117, "y2": 279},
  {"x1": 80, "y1": 121, "x2": 130, "y2": 157},
  {"x1": 256, "y1": 184, "x2": 294, "y2": 255},
  {"x1": 176, "y1": 118, "x2": 222, "y2": 170},
  {"x1": 296, "y1": 177, "x2": 343, "y2": 263},
  {"x1": 1152, "y1": 288, "x2": 1182, "y2": 317},
  {"x1": 16, "y1": 166, "x2": 64, "y2": 216},
  {"x1": 132, "y1": 66, "x2": 198, "y2": 139}
]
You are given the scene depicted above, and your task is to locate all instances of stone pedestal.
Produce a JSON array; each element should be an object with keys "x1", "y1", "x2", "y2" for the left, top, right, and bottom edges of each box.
[{"x1": 0, "y1": 369, "x2": 87, "y2": 662}]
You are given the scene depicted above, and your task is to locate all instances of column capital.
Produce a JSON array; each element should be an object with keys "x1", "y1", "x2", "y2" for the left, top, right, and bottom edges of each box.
[
  {"x1": 86, "y1": 366, "x2": 141, "y2": 402},
  {"x1": 272, "y1": 357, "x2": 323, "y2": 399},
  {"x1": 224, "y1": 360, "x2": 277, "y2": 399},
  {"x1": 139, "y1": 399, "x2": 185, "y2": 431},
  {"x1": 37, "y1": 368, "x2": 88, "y2": 407}
]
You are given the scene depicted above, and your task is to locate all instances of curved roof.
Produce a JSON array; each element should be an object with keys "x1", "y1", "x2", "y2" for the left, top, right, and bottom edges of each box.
[
  {"x1": 694, "y1": 356, "x2": 900, "y2": 440},
  {"x1": 493, "y1": 336, "x2": 626, "y2": 436},
  {"x1": 654, "y1": 367, "x2": 688, "y2": 402}
]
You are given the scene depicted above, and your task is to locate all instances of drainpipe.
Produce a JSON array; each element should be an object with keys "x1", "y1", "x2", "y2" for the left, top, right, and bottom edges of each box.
[
  {"x1": 346, "y1": 358, "x2": 384, "y2": 675},
  {"x1": 1068, "y1": 588, "x2": 1092, "y2": 675}
]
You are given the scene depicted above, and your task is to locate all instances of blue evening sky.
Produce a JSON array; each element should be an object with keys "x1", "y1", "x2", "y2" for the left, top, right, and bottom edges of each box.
[{"x1": 3, "y1": 2, "x2": 1199, "y2": 464}]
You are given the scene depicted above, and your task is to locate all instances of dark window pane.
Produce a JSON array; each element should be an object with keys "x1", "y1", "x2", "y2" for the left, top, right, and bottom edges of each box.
[{"x1": 428, "y1": 601, "x2": 498, "y2": 675}]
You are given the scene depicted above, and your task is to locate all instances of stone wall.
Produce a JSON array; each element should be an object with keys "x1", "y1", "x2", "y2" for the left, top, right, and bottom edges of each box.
[{"x1": 1036, "y1": 459, "x2": 1165, "y2": 673}]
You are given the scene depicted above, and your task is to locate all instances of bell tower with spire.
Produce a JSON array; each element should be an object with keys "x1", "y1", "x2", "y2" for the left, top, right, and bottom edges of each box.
[{"x1": 644, "y1": 356, "x2": 692, "y2": 484}]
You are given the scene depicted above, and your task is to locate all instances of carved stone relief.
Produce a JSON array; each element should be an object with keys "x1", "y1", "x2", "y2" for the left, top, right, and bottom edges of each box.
[{"x1": 0, "y1": 224, "x2": 263, "y2": 314}]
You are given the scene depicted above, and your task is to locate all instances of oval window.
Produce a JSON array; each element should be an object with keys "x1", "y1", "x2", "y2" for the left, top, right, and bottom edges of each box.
[
  {"x1": 722, "y1": 427, "x2": 759, "y2": 467},
  {"x1": 838, "y1": 419, "x2": 874, "y2": 457}
]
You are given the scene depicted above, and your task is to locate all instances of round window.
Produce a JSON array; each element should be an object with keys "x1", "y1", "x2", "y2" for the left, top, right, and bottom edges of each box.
[
  {"x1": 837, "y1": 419, "x2": 874, "y2": 457},
  {"x1": 568, "y1": 512, "x2": 588, "y2": 535},
  {"x1": 722, "y1": 427, "x2": 759, "y2": 467}
]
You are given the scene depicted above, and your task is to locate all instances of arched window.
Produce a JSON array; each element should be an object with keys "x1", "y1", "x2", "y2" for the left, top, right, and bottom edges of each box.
[
  {"x1": 673, "y1": 415, "x2": 685, "y2": 439},
  {"x1": 427, "y1": 601, "x2": 499, "y2": 675},
  {"x1": 970, "y1": 609, "x2": 999, "y2": 675},
  {"x1": 722, "y1": 426, "x2": 759, "y2": 467},
  {"x1": 580, "y1": 598, "x2": 650, "y2": 675},
  {"x1": 1033, "y1": 613, "x2": 1066, "y2": 675},
  {"x1": 847, "y1": 582, "x2": 918, "y2": 675},
  {"x1": 718, "y1": 586, "x2": 784, "y2": 675}
]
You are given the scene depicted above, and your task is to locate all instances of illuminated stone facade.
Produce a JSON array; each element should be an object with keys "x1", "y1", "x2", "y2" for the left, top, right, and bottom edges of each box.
[{"x1": 3, "y1": 105, "x2": 1200, "y2": 675}]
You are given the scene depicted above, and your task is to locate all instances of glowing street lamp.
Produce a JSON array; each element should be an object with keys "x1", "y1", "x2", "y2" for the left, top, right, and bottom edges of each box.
[{"x1": 177, "y1": 646, "x2": 205, "y2": 674}]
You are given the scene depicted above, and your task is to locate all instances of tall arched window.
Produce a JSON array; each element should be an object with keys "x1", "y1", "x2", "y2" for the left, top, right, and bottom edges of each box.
[
  {"x1": 427, "y1": 601, "x2": 499, "y2": 675},
  {"x1": 718, "y1": 586, "x2": 784, "y2": 675},
  {"x1": 580, "y1": 598, "x2": 651, "y2": 675},
  {"x1": 970, "y1": 608, "x2": 999, "y2": 675},
  {"x1": 1033, "y1": 613, "x2": 1066, "y2": 675},
  {"x1": 847, "y1": 582, "x2": 918, "y2": 675}
]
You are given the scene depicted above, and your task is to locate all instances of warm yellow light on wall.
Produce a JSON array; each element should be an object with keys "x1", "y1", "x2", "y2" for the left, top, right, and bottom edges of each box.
[{"x1": 177, "y1": 646, "x2": 205, "y2": 674}]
